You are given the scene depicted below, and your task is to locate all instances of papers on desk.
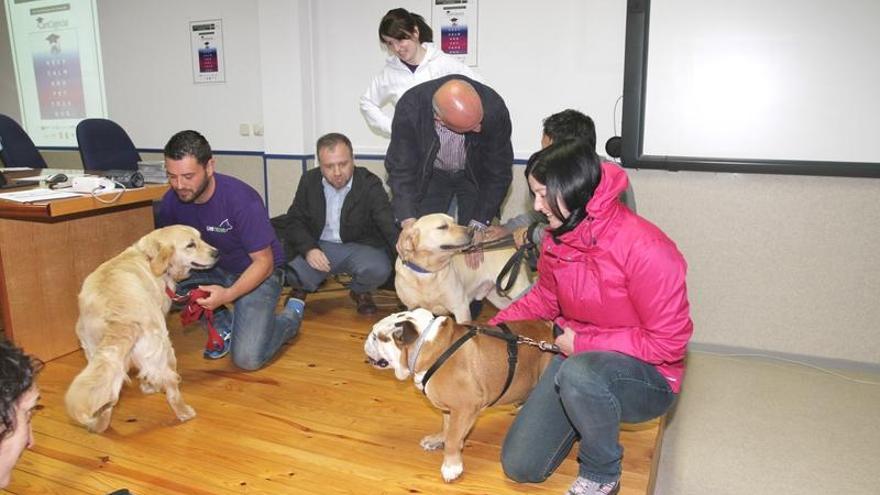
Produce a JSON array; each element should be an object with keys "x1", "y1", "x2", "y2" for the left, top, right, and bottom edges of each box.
[
  {"x1": 0, "y1": 167, "x2": 34, "y2": 171},
  {"x1": 0, "y1": 189, "x2": 83, "y2": 202}
]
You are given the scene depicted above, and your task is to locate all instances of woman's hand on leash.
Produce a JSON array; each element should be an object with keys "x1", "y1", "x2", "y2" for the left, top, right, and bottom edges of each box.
[
  {"x1": 195, "y1": 285, "x2": 230, "y2": 310},
  {"x1": 554, "y1": 326, "x2": 575, "y2": 356}
]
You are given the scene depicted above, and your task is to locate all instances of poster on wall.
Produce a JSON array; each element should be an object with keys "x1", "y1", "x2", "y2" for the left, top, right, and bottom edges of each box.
[
  {"x1": 3, "y1": 0, "x2": 106, "y2": 146},
  {"x1": 190, "y1": 20, "x2": 225, "y2": 83},
  {"x1": 432, "y1": 0, "x2": 478, "y2": 66}
]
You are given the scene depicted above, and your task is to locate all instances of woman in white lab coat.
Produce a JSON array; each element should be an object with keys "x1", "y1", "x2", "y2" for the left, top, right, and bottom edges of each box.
[{"x1": 359, "y1": 8, "x2": 482, "y2": 138}]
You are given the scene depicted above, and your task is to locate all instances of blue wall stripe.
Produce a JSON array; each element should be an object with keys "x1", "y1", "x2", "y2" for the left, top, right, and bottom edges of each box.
[{"x1": 39, "y1": 147, "x2": 528, "y2": 205}]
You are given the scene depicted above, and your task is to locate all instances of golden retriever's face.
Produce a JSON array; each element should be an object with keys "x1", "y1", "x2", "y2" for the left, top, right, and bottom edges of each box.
[
  {"x1": 398, "y1": 214, "x2": 473, "y2": 270},
  {"x1": 136, "y1": 225, "x2": 218, "y2": 280}
]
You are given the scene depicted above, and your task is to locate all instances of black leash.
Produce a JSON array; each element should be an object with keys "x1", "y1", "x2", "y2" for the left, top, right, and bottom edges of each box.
[
  {"x1": 495, "y1": 222, "x2": 543, "y2": 296},
  {"x1": 419, "y1": 323, "x2": 559, "y2": 407}
]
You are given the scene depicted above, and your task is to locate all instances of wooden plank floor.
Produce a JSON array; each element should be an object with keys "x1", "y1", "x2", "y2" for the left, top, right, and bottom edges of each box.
[{"x1": 6, "y1": 284, "x2": 661, "y2": 495}]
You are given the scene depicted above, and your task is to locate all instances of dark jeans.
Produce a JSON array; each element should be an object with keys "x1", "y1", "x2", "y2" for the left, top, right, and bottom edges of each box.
[
  {"x1": 177, "y1": 266, "x2": 298, "y2": 371},
  {"x1": 501, "y1": 352, "x2": 675, "y2": 484},
  {"x1": 419, "y1": 168, "x2": 478, "y2": 225}
]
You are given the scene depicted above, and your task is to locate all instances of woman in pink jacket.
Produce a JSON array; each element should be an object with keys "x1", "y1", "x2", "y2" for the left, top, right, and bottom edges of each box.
[{"x1": 488, "y1": 139, "x2": 693, "y2": 495}]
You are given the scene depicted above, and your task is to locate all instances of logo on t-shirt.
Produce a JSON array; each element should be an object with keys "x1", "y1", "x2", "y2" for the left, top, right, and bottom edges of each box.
[{"x1": 207, "y1": 218, "x2": 233, "y2": 234}]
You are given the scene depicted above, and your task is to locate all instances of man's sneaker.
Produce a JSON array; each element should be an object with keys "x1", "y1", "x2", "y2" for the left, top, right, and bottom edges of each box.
[
  {"x1": 350, "y1": 290, "x2": 377, "y2": 315},
  {"x1": 283, "y1": 295, "x2": 305, "y2": 340},
  {"x1": 566, "y1": 477, "x2": 620, "y2": 495},
  {"x1": 203, "y1": 309, "x2": 232, "y2": 359}
]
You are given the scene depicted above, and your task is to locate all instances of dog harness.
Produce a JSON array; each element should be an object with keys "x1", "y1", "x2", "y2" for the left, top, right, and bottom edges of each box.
[
  {"x1": 165, "y1": 287, "x2": 225, "y2": 354},
  {"x1": 416, "y1": 323, "x2": 560, "y2": 407}
]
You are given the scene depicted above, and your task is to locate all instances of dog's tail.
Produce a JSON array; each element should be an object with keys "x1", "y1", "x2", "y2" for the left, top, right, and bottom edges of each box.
[{"x1": 65, "y1": 332, "x2": 135, "y2": 433}]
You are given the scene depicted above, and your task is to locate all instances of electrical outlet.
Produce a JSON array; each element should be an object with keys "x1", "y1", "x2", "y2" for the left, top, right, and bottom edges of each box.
[
  {"x1": 239, "y1": 123, "x2": 251, "y2": 136},
  {"x1": 253, "y1": 123, "x2": 264, "y2": 136}
]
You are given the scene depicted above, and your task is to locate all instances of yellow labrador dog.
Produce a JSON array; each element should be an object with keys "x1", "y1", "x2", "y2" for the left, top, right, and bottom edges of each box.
[
  {"x1": 396, "y1": 213, "x2": 531, "y2": 322},
  {"x1": 365, "y1": 309, "x2": 554, "y2": 482},
  {"x1": 65, "y1": 225, "x2": 218, "y2": 433}
]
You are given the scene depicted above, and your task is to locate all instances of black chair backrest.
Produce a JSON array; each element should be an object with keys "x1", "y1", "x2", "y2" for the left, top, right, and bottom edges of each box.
[
  {"x1": 0, "y1": 114, "x2": 48, "y2": 168},
  {"x1": 76, "y1": 118, "x2": 141, "y2": 171}
]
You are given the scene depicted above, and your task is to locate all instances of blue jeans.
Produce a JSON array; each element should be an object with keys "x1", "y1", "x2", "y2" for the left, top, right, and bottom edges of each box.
[
  {"x1": 286, "y1": 241, "x2": 391, "y2": 294},
  {"x1": 178, "y1": 266, "x2": 298, "y2": 371},
  {"x1": 502, "y1": 352, "x2": 675, "y2": 484}
]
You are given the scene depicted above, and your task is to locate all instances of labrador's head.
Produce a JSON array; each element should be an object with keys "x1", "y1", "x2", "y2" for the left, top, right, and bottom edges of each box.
[
  {"x1": 397, "y1": 213, "x2": 473, "y2": 271},
  {"x1": 136, "y1": 225, "x2": 218, "y2": 280}
]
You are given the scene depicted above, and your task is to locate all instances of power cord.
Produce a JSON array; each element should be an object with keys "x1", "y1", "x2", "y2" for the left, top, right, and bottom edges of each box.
[{"x1": 91, "y1": 180, "x2": 127, "y2": 204}]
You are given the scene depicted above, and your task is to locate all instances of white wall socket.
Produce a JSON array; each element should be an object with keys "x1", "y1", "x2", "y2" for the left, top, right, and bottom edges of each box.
[
  {"x1": 239, "y1": 123, "x2": 251, "y2": 136},
  {"x1": 253, "y1": 123, "x2": 264, "y2": 136}
]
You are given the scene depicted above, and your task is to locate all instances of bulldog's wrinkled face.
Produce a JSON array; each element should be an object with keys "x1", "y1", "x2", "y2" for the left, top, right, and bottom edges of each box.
[{"x1": 364, "y1": 308, "x2": 437, "y2": 380}]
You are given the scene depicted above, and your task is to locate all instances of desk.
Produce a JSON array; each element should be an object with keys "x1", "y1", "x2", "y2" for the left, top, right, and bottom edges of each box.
[{"x1": 0, "y1": 182, "x2": 169, "y2": 361}]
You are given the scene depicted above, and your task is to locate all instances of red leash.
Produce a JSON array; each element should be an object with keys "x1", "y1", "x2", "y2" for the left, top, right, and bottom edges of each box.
[{"x1": 166, "y1": 287, "x2": 225, "y2": 353}]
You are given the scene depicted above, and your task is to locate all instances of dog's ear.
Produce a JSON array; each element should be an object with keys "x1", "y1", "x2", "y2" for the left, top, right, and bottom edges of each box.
[
  {"x1": 138, "y1": 236, "x2": 174, "y2": 276},
  {"x1": 398, "y1": 228, "x2": 420, "y2": 260},
  {"x1": 393, "y1": 320, "x2": 420, "y2": 347}
]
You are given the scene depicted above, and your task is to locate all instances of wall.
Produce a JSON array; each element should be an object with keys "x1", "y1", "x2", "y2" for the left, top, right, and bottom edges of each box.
[
  {"x1": 1, "y1": 1, "x2": 877, "y2": 365},
  {"x1": 96, "y1": 0, "x2": 266, "y2": 151},
  {"x1": 312, "y1": 0, "x2": 627, "y2": 157}
]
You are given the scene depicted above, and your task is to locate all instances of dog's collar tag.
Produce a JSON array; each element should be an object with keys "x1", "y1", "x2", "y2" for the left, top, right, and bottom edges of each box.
[{"x1": 408, "y1": 315, "x2": 445, "y2": 385}]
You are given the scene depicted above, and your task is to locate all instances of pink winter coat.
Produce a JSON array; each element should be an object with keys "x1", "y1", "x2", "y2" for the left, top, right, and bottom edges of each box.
[{"x1": 488, "y1": 162, "x2": 693, "y2": 393}]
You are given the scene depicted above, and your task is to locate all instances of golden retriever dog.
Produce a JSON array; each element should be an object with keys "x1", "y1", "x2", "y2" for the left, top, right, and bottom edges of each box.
[
  {"x1": 396, "y1": 213, "x2": 531, "y2": 322},
  {"x1": 364, "y1": 309, "x2": 554, "y2": 482},
  {"x1": 65, "y1": 225, "x2": 218, "y2": 433}
]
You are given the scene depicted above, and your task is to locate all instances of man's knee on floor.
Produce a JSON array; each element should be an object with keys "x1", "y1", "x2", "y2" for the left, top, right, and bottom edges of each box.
[{"x1": 232, "y1": 352, "x2": 268, "y2": 372}]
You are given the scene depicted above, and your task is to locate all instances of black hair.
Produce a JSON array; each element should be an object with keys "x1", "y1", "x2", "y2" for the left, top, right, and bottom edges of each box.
[
  {"x1": 316, "y1": 132, "x2": 353, "y2": 157},
  {"x1": 164, "y1": 130, "x2": 213, "y2": 166},
  {"x1": 542, "y1": 109, "x2": 597, "y2": 152},
  {"x1": 379, "y1": 8, "x2": 433, "y2": 43},
  {"x1": 0, "y1": 338, "x2": 41, "y2": 440},
  {"x1": 526, "y1": 139, "x2": 602, "y2": 240}
]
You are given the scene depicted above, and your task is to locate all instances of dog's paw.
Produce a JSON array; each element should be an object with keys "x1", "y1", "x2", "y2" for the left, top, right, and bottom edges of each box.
[
  {"x1": 420, "y1": 433, "x2": 445, "y2": 451},
  {"x1": 441, "y1": 461, "x2": 463, "y2": 482},
  {"x1": 175, "y1": 405, "x2": 196, "y2": 423}
]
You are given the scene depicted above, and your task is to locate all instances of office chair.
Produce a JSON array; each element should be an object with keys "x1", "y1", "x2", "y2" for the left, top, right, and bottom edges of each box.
[
  {"x1": 0, "y1": 113, "x2": 48, "y2": 168},
  {"x1": 76, "y1": 118, "x2": 141, "y2": 171}
]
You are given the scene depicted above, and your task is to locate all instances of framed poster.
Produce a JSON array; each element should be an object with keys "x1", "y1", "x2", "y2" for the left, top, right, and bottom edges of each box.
[
  {"x1": 432, "y1": 0, "x2": 478, "y2": 66},
  {"x1": 4, "y1": 0, "x2": 106, "y2": 145},
  {"x1": 190, "y1": 19, "x2": 225, "y2": 83}
]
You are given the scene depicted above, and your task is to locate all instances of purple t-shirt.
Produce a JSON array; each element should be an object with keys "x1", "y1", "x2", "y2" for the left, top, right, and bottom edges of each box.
[{"x1": 158, "y1": 173, "x2": 284, "y2": 273}]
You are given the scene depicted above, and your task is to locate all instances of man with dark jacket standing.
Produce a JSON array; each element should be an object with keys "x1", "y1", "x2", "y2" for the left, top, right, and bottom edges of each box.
[
  {"x1": 385, "y1": 75, "x2": 513, "y2": 250},
  {"x1": 275, "y1": 133, "x2": 399, "y2": 315}
]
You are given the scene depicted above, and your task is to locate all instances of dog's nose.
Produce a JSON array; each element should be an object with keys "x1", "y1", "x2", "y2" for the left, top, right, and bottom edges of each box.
[{"x1": 210, "y1": 248, "x2": 219, "y2": 259}]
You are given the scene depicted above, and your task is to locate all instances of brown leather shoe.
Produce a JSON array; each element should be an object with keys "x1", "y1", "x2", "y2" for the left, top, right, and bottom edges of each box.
[{"x1": 350, "y1": 290, "x2": 377, "y2": 315}]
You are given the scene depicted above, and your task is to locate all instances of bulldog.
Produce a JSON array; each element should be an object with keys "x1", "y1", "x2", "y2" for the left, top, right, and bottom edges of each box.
[{"x1": 364, "y1": 309, "x2": 554, "y2": 482}]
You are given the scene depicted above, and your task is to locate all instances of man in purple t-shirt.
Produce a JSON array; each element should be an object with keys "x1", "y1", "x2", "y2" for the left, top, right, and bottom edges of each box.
[{"x1": 157, "y1": 130, "x2": 302, "y2": 369}]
